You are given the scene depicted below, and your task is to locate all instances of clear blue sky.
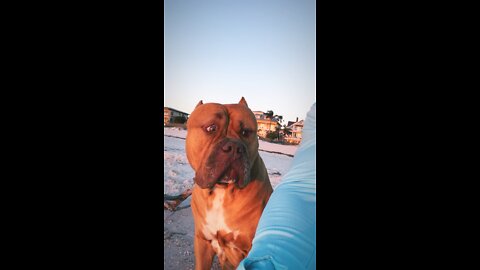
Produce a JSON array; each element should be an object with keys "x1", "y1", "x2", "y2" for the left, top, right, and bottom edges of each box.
[{"x1": 164, "y1": 0, "x2": 316, "y2": 124}]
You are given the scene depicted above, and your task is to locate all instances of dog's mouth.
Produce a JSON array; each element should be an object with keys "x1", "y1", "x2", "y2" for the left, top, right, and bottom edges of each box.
[
  {"x1": 195, "y1": 138, "x2": 251, "y2": 189},
  {"x1": 216, "y1": 168, "x2": 239, "y2": 185}
]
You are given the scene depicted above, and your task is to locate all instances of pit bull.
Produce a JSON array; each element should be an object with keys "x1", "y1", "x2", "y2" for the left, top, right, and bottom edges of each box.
[{"x1": 185, "y1": 97, "x2": 273, "y2": 269}]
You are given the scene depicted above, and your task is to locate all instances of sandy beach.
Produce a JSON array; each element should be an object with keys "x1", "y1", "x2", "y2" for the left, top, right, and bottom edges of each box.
[{"x1": 163, "y1": 199, "x2": 222, "y2": 270}]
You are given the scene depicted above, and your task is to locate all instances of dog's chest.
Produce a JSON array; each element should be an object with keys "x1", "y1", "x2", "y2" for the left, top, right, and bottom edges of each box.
[{"x1": 202, "y1": 188, "x2": 240, "y2": 258}]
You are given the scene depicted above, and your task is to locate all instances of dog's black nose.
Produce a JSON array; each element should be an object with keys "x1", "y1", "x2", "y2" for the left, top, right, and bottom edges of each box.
[
  {"x1": 221, "y1": 141, "x2": 245, "y2": 154},
  {"x1": 222, "y1": 143, "x2": 233, "y2": 153}
]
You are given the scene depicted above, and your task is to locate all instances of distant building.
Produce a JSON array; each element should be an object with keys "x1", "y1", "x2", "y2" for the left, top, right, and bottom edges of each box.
[
  {"x1": 253, "y1": 111, "x2": 266, "y2": 120},
  {"x1": 164, "y1": 107, "x2": 189, "y2": 125},
  {"x1": 287, "y1": 117, "x2": 299, "y2": 128},
  {"x1": 285, "y1": 119, "x2": 304, "y2": 144},
  {"x1": 253, "y1": 111, "x2": 281, "y2": 138}
]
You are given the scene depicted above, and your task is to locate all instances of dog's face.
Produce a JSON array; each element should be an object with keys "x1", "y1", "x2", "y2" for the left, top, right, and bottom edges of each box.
[{"x1": 185, "y1": 98, "x2": 259, "y2": 189}]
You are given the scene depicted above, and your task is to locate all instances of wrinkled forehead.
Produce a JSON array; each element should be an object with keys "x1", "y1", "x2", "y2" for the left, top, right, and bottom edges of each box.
[
  {"x1": 189, "y1": 103, "x2": 256, "y2": 127},
  {"x1": 224, "y1": 104, "x2": 257, "y2": 126},
  {"x1": 189, "y1": 103, "x2": 225, "y2": 121}
]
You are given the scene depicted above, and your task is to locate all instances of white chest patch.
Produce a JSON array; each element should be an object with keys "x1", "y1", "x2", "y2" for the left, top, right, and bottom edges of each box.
[{"x1": 202, "y1": 188, "x2": 240, "y2": 258}]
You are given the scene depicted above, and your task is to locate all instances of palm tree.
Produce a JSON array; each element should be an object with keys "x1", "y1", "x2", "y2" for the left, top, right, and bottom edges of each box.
[
  {"x1": 265, "y1": 110, "x2": 274, "y2": 119},
  {"x1": 274, "y1": 115, "x2": 283, "y2": 124},
  {"x1": 283, "y1": 124, "x2": 292, "y2": 136}
]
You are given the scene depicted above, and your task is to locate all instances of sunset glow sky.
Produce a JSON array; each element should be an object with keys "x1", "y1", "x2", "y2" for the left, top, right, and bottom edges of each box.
[{"x1": 164, "y1": 0, "x2": 316, "y2": 123}]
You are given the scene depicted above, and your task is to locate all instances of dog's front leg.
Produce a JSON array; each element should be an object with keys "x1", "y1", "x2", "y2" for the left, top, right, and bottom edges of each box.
[{"x1": 194, "y1": 235, "x2": 215, "y2": 270}]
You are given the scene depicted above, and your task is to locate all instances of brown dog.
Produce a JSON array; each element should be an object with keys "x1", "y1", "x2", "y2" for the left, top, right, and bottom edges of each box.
[{"x1": 186, "y1": 97, "x2": 273, "y2": 270}]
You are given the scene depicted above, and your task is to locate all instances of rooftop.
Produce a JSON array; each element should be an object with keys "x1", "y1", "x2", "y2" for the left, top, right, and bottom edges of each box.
[{"x1": 164, "y1": 107, "x2": 190, "y2": 115}]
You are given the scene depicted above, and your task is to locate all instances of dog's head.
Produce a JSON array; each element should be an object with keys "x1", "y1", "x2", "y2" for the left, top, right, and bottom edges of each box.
[{"x1": 185, "y1": 97, "x2": 259, "y2": 189}]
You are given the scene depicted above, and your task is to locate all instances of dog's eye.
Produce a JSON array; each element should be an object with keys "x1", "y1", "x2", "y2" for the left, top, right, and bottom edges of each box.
[
  {"x1": 205, "y1": 124, "x2": 217, "y2": 133},
  {"x1": 241, "y1": 129, "x2": 251, "y2": 137}
]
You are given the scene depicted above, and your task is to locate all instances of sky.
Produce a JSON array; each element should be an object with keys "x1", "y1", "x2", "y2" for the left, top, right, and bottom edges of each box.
[{"x1": 164, "y1": 0, "x2": 316, "y2": 124}]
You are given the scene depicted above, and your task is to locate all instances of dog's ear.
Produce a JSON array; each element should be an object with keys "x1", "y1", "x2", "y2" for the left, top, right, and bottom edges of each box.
[
  {"x1": 195, "y1": 100, "x2": 203, "y2": 108},
  {"x1": 239, "y1": 97, "x2": 248, "y2": 108}
]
